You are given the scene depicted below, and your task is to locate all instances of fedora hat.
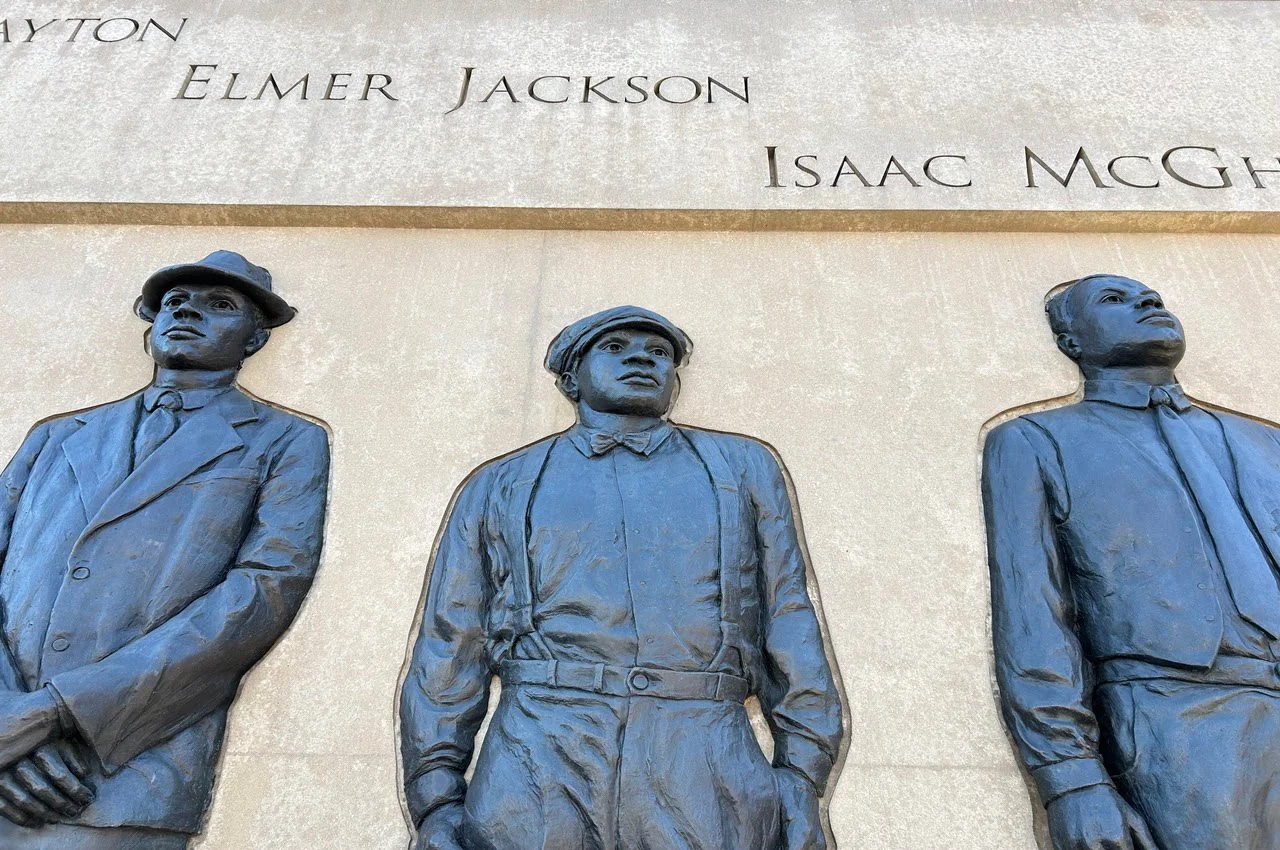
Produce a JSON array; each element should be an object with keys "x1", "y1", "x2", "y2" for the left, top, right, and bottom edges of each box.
[{"x1": 136, "y1": 250, "x2": 296, "y2": 328}]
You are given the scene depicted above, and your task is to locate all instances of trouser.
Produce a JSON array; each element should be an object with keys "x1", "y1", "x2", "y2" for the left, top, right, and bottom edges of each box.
[
  {"x1": 0, "y1": 820, "x2": 190, "y2": 849},
  {"x1": 1095, "y1": 678, "x2": 1280, "y2": 850},
  {"x1": 460, "y1": 684, "x2": 782, "y2": 850}
]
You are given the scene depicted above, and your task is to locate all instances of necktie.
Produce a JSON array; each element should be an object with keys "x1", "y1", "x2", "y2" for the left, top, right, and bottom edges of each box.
[
  {"x1": 589, "y1": 431, "x2": 651, "y2": 456},
  {"x1": 133, "y1": 390, "x2": 183, "y2": 468},
  {"x1": 1151, "y1": 386, "x2": 1280, "y2": 636}
]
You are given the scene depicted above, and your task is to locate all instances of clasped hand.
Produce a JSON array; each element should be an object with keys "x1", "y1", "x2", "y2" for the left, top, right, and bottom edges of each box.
[{"x1": 0, "y1": 690, "x2": 94, "y2": 826}]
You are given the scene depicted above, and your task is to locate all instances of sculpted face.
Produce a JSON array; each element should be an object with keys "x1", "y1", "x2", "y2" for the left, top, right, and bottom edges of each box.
[
  {"x1": 570, "y1": 327, "x2": 678, "y2": 417},
  {"x1": 149, "y1": 283, "x2": 267, "y2": 371},
  {"x1": 1059, "y1": 275, "x2": 1185, "y2": 369}
]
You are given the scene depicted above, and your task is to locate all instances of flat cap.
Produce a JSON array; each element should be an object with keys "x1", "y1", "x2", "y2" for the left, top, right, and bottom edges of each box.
[{"x1": 544, "y1": 306, "x2": 692, "y2": 375}]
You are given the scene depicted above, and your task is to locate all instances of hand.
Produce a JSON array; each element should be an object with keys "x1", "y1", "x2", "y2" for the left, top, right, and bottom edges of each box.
[
  {"x1": 776, "y1": 767, "x2": 826, "y2": 850},
  {"x1": 1047, "y1": 784, "x2": 1159, "y2": 850},
  {"x1": 412, "y1": 803, "x2": 465, "y2": 850},
  {"x1": 0, "y1": 690, "x2": 59, "y2": 773},
  {"x1": 0, "y1": 741, "x2": 94, "y2": 827}
]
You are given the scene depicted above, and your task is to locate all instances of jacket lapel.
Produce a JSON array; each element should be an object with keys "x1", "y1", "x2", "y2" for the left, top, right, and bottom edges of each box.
[
  {"x1": 82, "y1": 390, "x2": 257, "y2": 537},
  {"x1": 61, "y1": 395, "x2": 141, "y2": 522},
  {"x1": 1216, "y1": 411, "x2": 1280, "y2": 567}
]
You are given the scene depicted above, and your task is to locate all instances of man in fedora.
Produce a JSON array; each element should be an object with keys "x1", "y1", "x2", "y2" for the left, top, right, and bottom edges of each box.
[
  {"x1": 985, "y1": 274, "x2": 1280, "y2": 850},
  {"x1": 400, "y1": 306, "x2": 843, "y2": 850},
  {"x1": 0, "y1": 250, "x2": 330, "y2": 848}
]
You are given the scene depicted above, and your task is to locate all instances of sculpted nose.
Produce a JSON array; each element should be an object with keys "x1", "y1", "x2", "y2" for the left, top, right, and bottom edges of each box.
[
  {"x1": 1136, "y1": 294, "x2": 1161, "y2": 310},
  {"x1": 172, "y1": 304, "x2": 201, "y2": 320},
  {"x1": 624, "y1": 349, "x2": 656, "y2": 366}
]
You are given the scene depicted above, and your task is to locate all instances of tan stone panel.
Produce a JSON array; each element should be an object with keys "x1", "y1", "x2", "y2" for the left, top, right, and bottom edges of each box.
[
  {"x1": 1, "y1": 2, "x2": 1279, "y2": 215},
  {"x1": 0, "y1": 227, "x2": 1278, "y2": 846}
]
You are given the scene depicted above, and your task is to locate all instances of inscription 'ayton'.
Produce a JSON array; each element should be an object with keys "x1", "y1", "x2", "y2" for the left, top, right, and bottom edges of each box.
[{"x1": 446, "y1": 66, "x2": 749, "y2": 113}]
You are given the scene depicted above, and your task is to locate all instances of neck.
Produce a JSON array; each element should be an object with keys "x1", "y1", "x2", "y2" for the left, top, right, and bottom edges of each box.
[
  {"x1": 1080, "y1": 364, "x2": 1178, "y2": 386},
  {"x1": 577, "y1": 404, "x2": 663, "y2": 433},
  {"x1": 153, "y1": 367, "x2": 238, "y2": 390}
]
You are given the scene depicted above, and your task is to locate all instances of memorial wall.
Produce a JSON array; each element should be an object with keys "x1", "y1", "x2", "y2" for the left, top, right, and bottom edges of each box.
[{"x1": 0, "y1": 2, "x2": 1278, "y2": 849}]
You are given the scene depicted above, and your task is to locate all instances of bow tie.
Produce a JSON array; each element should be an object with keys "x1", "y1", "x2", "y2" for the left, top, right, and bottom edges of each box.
[{"x1": 589, "y1": 431, "x2": 651, "y2": 456}]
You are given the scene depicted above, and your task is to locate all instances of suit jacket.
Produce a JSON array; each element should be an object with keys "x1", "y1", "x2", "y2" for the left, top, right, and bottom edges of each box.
[
  {"x1": 983, "y1": 394, "x2": 1280, "y2": 804},
  {"x1": 0, "y1": 387, "x2": 329, "y2": 832},
  {"x1": 399, "y1": 425, "x2": 843, "y2": 827}
]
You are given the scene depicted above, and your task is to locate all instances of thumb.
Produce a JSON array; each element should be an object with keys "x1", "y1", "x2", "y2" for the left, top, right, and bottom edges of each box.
[{"x1": 1126, "y1": 810, "x2": 1160, "y2": 850}]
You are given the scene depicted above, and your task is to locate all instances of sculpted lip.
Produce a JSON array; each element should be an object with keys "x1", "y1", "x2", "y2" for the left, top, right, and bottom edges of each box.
[
  {"x1": 619, "y1": 371, "x2": 659, "y2": 387},
  {"x1": 1139, "y1": 313, "x2": 1176, "y2": 327},
  {"x1": 163, "y1": 324, "x2": 206, "y2": 339}
]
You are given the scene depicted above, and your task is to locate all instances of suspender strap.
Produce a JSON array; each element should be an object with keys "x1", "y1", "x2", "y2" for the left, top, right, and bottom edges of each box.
[
  {"x1": 681, "y1": 429, "x2": 743, "y2": 651},
  {"x1": 505, "y1": 438, "x2": 555, "y2": 637},
  {"x1": 499, "y1": 659, "x2": 750, "y2": 703}
]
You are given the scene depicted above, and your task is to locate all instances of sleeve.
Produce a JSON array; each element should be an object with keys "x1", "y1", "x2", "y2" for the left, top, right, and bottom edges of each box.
[
  {"x1": 983, "y1": 419, "x2": 1111, "y2": 803},
  {"x1": 48, "y1": 421, "x2": 331, "y2": 772},
  {"x1": 747, "y1": 440, "x2": 844, "y2": 795},
  {"x1": 398, "y1": 468, "x2": 494, "y2": 827},
  {"x1": 0, "y1": 422, "x2": 52, "y2": 692}
]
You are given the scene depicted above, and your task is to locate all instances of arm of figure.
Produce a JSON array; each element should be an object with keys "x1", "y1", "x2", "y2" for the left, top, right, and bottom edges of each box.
[
  {"x1": 45, "y1": 423, "x2": 330, "y2": 773},
  {"x1": 746, "y1": 440, "x2": 843, "y2": 850},
  {"x1": 983, "y1": 421, "x2": 1153, "y2": 850},
  {"x1": 399, "y1": 470, "x2": 494, "y2": 850}
]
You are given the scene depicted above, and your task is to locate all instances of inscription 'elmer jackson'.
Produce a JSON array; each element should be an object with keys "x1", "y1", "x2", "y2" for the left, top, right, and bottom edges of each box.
[{"x1": 446, "y1": 66, "x2": 749, "y2": 113}]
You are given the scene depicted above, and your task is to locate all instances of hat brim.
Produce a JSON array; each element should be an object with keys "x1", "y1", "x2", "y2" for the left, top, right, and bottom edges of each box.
[
  {"x1": 569, "y1": 317, "x2": 690, "y2": 369},
  {"x1": 136, "y1": 265, "x2": 296, "y2": 328}
]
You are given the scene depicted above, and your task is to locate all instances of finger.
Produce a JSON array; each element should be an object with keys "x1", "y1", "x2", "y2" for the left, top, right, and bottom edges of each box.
[
  {"x1": 0, "y1": 772, "x2": 59, "y2": 823},
  {"x1": 32, "y1": 746, "x2": 93, "y2": 805},
  {"x1": 0, "y1": 794, "x2": 37, "y2": 827},
  {"x1": 55, "y1": 741, "x2": 89, "y2": 780},
  {"x1": 1128, "y1": 818, "x2": 1160, "y2": 850},
  {"x1": 15, "y1": 759, "x2": 81, "y2": 816}
]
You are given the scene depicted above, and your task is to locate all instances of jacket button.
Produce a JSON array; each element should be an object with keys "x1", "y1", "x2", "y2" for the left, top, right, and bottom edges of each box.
[
  {"x1": 70, "y1": 567, "x2": 90, "y2": 581},
  {"x1": 630, "y1": 671, "x2": 650, "y2": 691},
  {"x1": 1197, "y1": 583, "x2": 1208, "y2": 590},
  {"x1": 50, "y1": 638, "x2": 69, "y2": 652}
]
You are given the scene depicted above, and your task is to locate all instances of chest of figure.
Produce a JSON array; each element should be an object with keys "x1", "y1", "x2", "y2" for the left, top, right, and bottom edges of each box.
[{"x1": 527, "y1": 441, "x2": 721, "y2": 625}]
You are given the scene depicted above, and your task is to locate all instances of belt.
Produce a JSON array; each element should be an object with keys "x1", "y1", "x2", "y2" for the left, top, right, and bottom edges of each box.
[
  {"x1": 498, "y1": 659, "x2": 750, "y2": 702},
  {"x1": 1097, "y1": 655, "x2": 1280, "y2": 693}
]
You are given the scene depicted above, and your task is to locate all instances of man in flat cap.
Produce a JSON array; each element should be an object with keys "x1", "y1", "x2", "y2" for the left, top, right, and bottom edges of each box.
[
  {"x1": 400, "y1": 306, "x2": 843, "y2": 850},
  {"x1": 0, "y1": 250, "x2": 329, "y2": 848},
  {"x1": 984, "y1": 274, "x2": 1280, "y2": 850}
]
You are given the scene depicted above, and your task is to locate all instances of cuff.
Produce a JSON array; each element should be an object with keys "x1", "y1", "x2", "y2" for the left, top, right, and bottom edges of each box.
[
  {"x1": 773, "y1": 732, "x2": 834, "y2": 796},
  {"x1": 41, "y1": 683, "x2": 75, "y2": 738},
  {"x1": 1031, "y1": 757, "x2": 1112, "y2": 803},
  {"x1": 406, "y1": 767, "x2": 467, "y2": 828}
]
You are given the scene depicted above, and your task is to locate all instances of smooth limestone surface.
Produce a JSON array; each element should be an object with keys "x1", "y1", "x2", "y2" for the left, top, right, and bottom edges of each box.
[
  {"x1": 0, "y1": 225, "x2": 1276, "y2": 848},
  {"x1": 1, "y1": 0, "x2": 1279, "y2": 214}
]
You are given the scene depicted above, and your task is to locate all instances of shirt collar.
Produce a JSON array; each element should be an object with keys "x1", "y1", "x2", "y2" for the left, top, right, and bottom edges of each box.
[
  {"x1": 567, "y1": 420, "x2": 676, "y2": 458},
  {"x1": 1083, "y1": 379, "x2": 1192, "y2": 412},
  {"x1": 143, "y1": 382, "x2": 235, "y2": 413}
]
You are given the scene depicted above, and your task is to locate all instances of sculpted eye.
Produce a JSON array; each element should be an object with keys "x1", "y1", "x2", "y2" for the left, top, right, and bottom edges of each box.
[
  {"x1": 649, "y1": 346, "x2": 672, "y2": 359},
  {"x1": 211, "y1": 299, "x2": 236, "y2": 310},
  {"x1": 1100, "y1": 293, "x2": 1124, "y2": 304},
  {"x1": 601, "y1": 341, "x2": 624, "y2": 353},
  {"x1": 164, "y1": 295, "x2": 184, "y2": 309}
]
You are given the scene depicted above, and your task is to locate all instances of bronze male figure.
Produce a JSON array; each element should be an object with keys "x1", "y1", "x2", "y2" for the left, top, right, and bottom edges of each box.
[
  {"x1": 0, "y1": 251, "x2": 330, "y2": 848},
  {"x1": 400, "y1": 306, "x2": 842, "y2": 850},
  {"x1": 984, "y1": 274, "x2": 1280, "y2": 850}
]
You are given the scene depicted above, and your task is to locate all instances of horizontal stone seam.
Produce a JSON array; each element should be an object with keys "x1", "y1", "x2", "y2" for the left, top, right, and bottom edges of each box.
[{"x1": 0, "y1": 203, "x2": 1279, "y2": 233}]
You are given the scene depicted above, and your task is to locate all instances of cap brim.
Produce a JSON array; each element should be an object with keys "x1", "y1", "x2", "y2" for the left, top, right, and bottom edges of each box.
[
  {"x1": 572, "y1": 317, "x2": 690, "y2": 367},
  {"x1": 137, "y1": 265, "x2": 296, "y2": 328}
]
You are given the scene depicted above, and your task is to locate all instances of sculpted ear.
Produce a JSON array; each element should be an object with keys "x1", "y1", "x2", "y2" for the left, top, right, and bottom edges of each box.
[
  {"x1": 244, "y1": 328, "x2": 270, "y2": 359},
  {"x1": 1055, "y1": 332, "x2": 1081, "y2": 362},
  {"x1": 557, "y1": 372, "x2": 580, "y2": 402}
]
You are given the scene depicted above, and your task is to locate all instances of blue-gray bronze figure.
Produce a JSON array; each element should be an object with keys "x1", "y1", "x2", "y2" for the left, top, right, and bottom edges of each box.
[
  {"x1": 400, "y1": 306, "x2": 843, "y2": 850},
  {"x1": 985, "y1": 274, "x2": 1280, "y2": 850},
  {"x1": 0, "y1": 250, "x2": 330, "y2": 848}
]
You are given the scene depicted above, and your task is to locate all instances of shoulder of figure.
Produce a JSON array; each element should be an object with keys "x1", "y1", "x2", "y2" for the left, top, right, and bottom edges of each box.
[
  {"x1": 675, "y1": 423, "x2": 786, "y2": 475},
  {"x1": 455, "y1": 432, "x2": 565, "y2": 493},
  {"x1": 1206, "y1": 405, "x2": 1280, "y2": 441}
]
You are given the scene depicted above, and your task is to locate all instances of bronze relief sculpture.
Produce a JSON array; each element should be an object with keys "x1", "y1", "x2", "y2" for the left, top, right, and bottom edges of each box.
[
  {"x1": 984, "y1": 274, "x2": 1280, "y2": 850},
  {"x1": 399, "y1": 306, "x2": 843, "y2": 850},
  {"x1": 0, "y1": 251, "x2": 330, "y2": 848}
]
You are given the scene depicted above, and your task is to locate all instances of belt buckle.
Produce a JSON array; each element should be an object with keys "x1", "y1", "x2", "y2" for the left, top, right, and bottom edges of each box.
[{"x1": 629, "y1": 669, "x2": 652, "y2": 692}]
